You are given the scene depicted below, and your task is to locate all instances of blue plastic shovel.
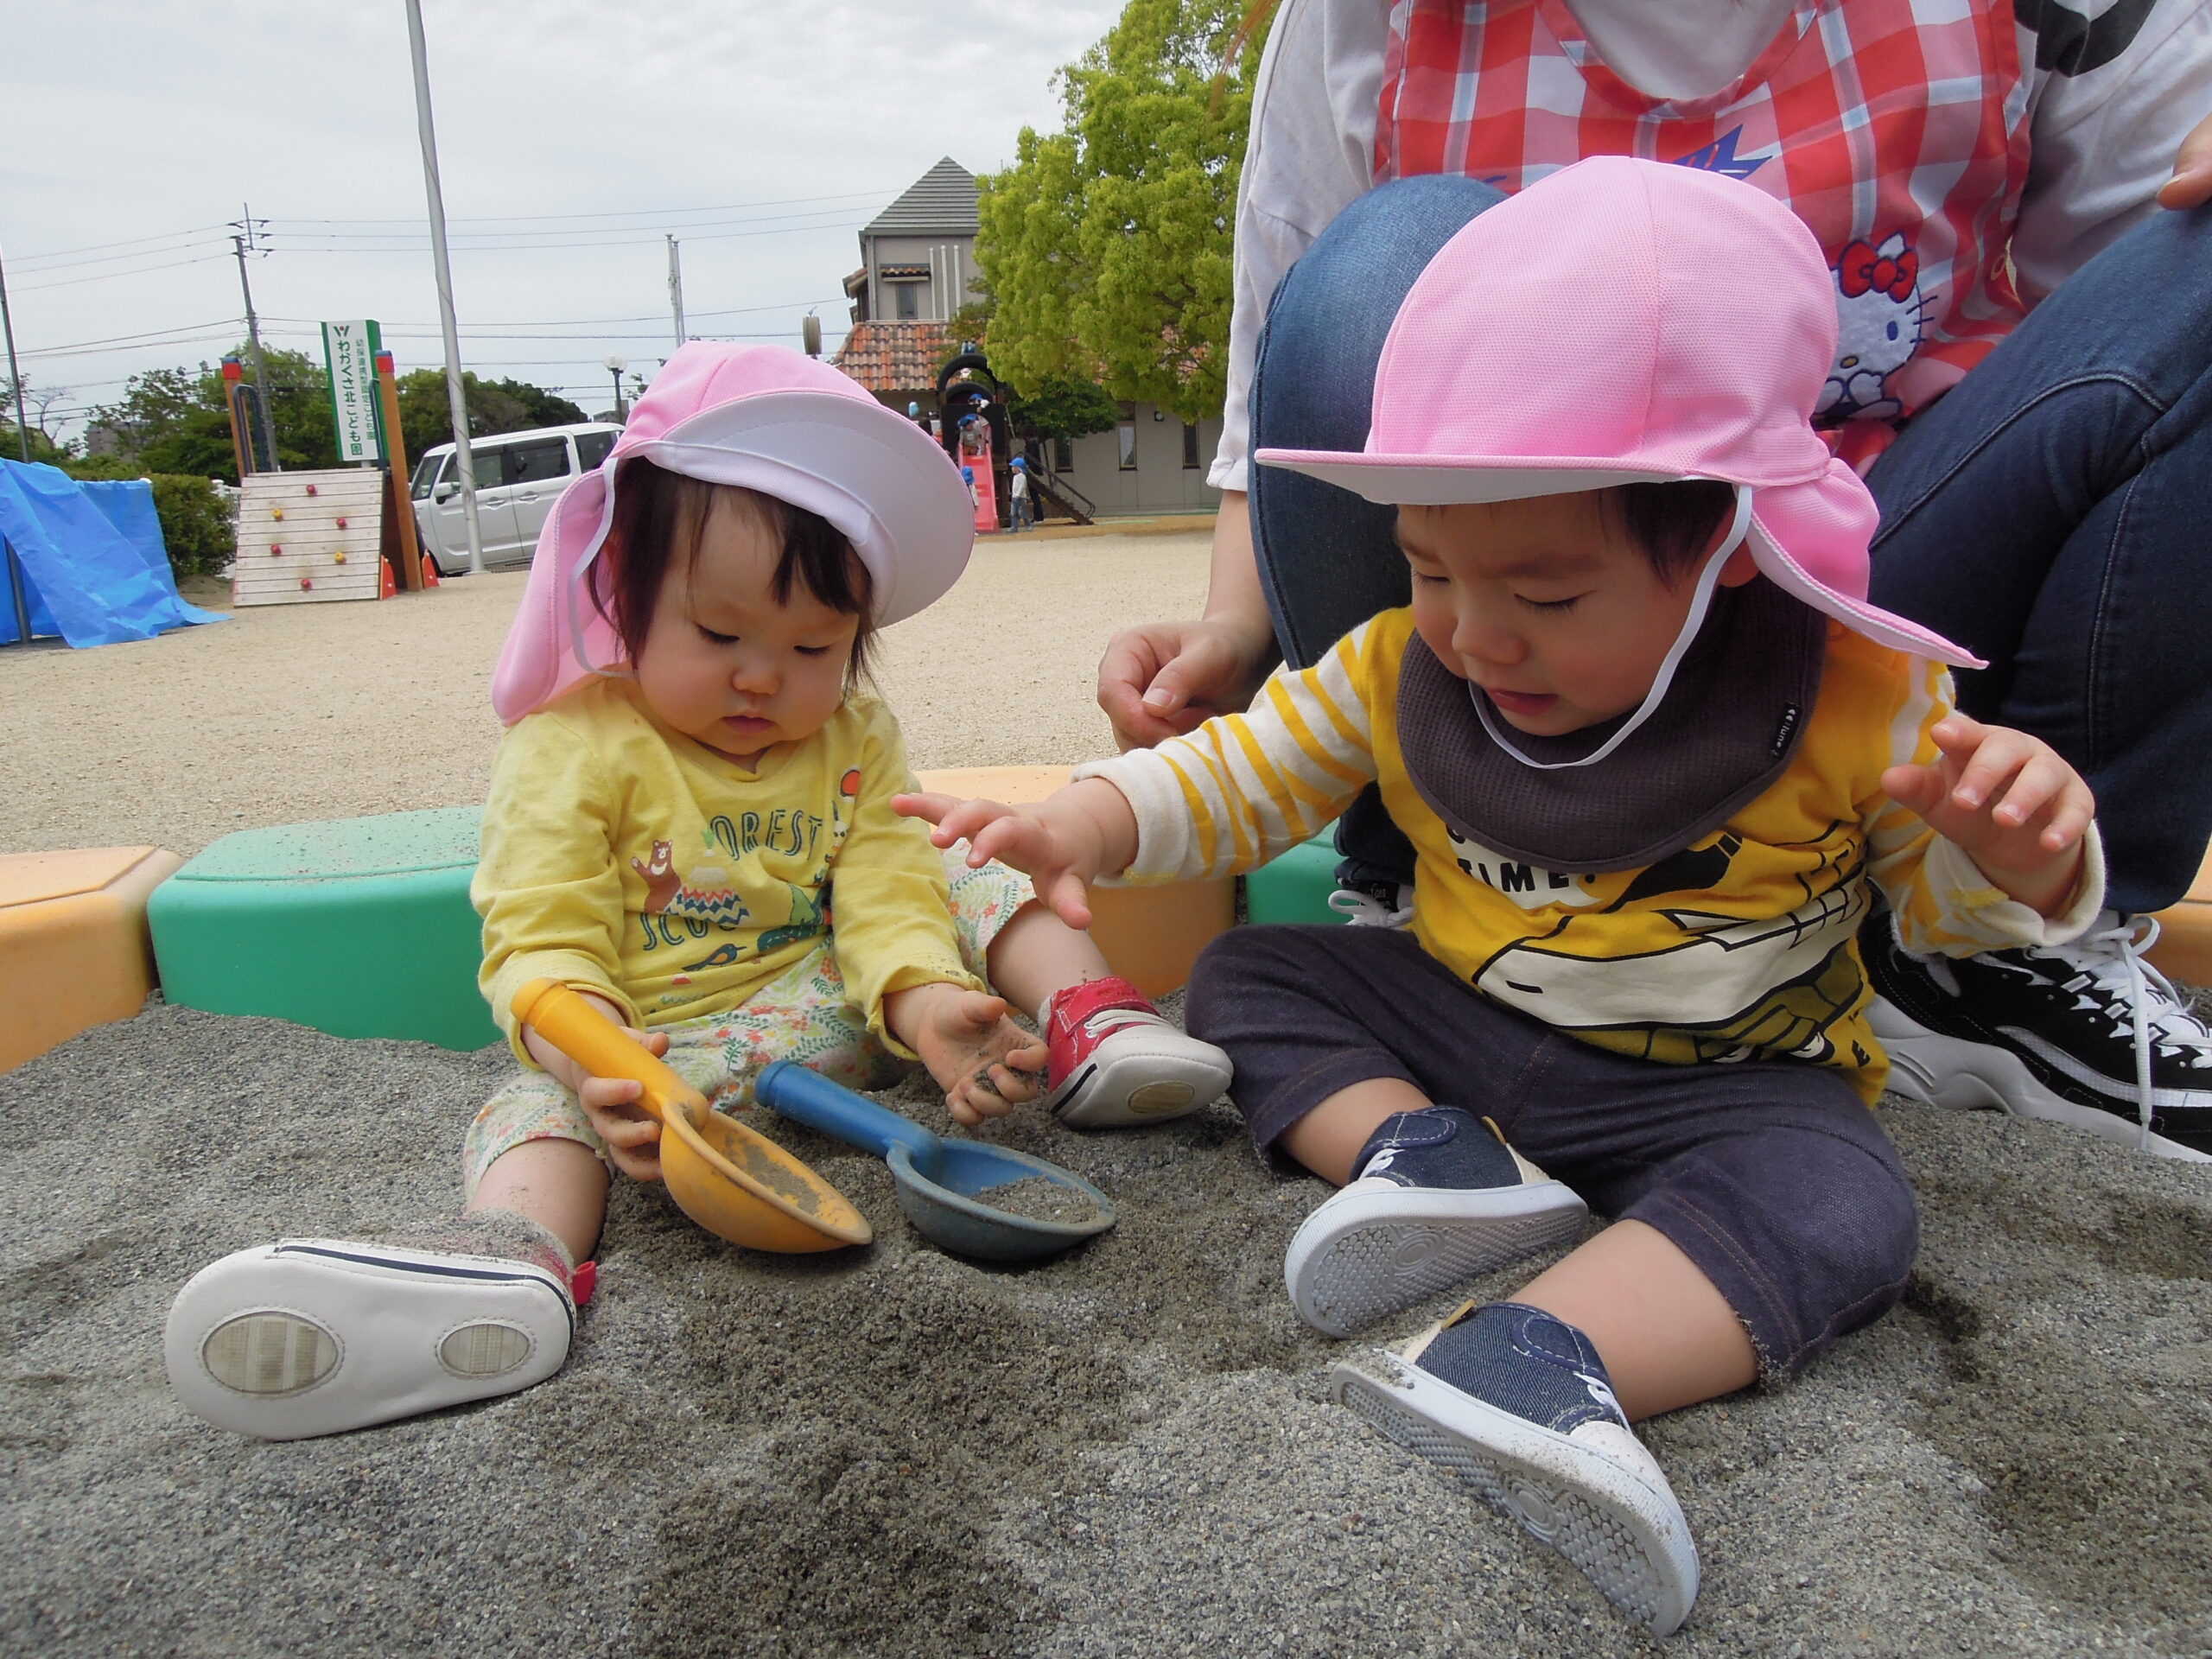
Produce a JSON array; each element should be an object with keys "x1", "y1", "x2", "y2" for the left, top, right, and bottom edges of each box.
[{"x1": 755, "y1": 1060, "x2": 1116, "y2": 1262}]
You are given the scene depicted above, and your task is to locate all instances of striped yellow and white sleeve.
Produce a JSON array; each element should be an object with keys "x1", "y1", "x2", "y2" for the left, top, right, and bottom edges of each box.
[
  {"x1": 1862, "y1": 655, "x2": 2105, "y2": 956},
  {"x1": 1073, "y1": 623, "x2": 1382, "y2": 884}
]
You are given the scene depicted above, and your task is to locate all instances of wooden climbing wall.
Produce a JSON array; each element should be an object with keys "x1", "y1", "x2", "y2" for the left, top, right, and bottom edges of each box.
[{"x1": 232, "y1": 468, "x2": 389, "y2": 607}]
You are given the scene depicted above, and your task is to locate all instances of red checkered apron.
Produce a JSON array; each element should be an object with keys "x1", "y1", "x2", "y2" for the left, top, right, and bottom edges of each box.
[{"x1": 1375, "y1": 0, "x2": 2032, "y2": 461}]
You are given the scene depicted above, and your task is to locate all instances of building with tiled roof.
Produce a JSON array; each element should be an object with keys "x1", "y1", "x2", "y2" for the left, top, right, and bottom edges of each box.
[
  {"x1": 827, "y1": 156, "x2": 1226, "y2": 518},
  {"x1": 842, "y1": 157, "x2": 980, "y2": 332},
  {"x1": 829, "y1": 320, "x2": 950, "y2": 398}
]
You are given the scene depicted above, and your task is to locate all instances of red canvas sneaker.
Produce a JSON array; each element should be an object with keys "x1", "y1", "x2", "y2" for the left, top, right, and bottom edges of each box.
[{"x1": 1042, "y1": 976, "x2": 1232, "y2": 1128}]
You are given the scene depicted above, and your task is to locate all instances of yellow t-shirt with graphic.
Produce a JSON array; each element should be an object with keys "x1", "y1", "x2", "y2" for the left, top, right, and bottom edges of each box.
[
  {"x1": 1079, "y1": 607, "x2": 2103, "y2": 1102},
  {"x1": 475, "y1": 678, "x2": 977, "y2": 1064}
]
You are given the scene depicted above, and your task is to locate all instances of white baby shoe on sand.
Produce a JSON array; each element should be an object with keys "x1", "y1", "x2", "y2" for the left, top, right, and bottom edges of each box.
[{"x1": 165, "y1": 1217, "x2": 587, "y2": 1440}]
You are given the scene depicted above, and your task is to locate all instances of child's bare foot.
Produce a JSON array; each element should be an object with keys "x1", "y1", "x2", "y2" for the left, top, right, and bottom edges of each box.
[{"x1": 906, "y1": 987, "x2": 1049, "y2": 1125}]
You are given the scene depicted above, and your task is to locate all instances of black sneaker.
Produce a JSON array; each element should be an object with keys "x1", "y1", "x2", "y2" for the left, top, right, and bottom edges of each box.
[
  {"x1": 1326, "y1": 879, "x2": 1414, "y2": 927},
  {"x1": 1864, "y1": 908, "x2": 2212, "y2": 1162},
  {"x1": 1283, "y1": 1106, "x2": 1586, "y2": 1337},
  {"x1": 1330, "y1": 1301, "x2": 1699, "y2": 1636}
]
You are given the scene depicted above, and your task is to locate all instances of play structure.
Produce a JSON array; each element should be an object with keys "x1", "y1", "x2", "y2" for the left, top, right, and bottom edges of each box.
[
  {"x1": 226, "y1": 341, "x2": 430, "y2": 608},
  {"x1": 0, "y1": 463, "x2": 222, "y2": 648},
  {"x1": 230, "y1": 469, "x2": 414, "y2": 607}
]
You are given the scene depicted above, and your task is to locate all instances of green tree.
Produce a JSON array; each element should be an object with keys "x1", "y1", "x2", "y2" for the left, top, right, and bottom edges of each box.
[
  {"x1": 976, "y1": 0, "x2": 1266, "y2": 423},
  {"x1": 88, "y1": 346, "x2": 341, "y2": 481},
  {"x1": 0, "y1": 372, "x2": 73, "y2": 462},
  {"x1": 1008, "y1": 375, "x2": 1121, "y2": 442},
  {"x1": 392, "y1": 369, "x2": 588, "y2": 465}
]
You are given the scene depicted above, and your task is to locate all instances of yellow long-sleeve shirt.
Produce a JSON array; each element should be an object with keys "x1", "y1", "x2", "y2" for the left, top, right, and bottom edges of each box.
[
  {"x1": 475, "y1": 678, "x2": 979, "y2": 1064},
  {"x1": 1078, "y1": 607, "x2": 2103, "y2": 1101}
]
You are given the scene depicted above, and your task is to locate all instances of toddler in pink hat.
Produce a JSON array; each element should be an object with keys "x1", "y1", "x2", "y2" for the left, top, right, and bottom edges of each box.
[
  {"x1": 164, "y1": 344, "x2": 1228, "y2": 1443},
  {"x1": 899, "y1": 158, "x2": 2105, "y2": 1632}
]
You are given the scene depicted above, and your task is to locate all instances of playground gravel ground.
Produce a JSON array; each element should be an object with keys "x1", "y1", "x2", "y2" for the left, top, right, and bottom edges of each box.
[{"x1": 4, "y1": 528, "x2": 2212, "y2": 1656}]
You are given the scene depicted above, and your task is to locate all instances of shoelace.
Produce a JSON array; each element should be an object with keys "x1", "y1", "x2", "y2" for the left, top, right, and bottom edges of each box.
[
  {"x1": 1328, "y1": 887, "x2": 1414, "y2": 928},
  {"x1": 2050, "y1": 913, "x2": 2212, "y2": 1151}
]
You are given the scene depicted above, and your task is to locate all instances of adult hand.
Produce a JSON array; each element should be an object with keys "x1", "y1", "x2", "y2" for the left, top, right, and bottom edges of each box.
[
  {"x1": 2157, "y1": 108, "x2": 2212, "y2": 208},
  {"x1": 1096, "y1": 616, "x2": 1273, "y2": 750},
  {"x1": 1096, "y1": 490, "x2": 1278, "y2": 751}
]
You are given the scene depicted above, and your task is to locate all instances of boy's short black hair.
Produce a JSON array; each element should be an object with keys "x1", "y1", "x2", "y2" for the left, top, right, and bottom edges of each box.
[
  {"x1": 1605, "y1": 480, "x2": 1740, "y2": 585},
  {"x1": 598, "y1": 456, "x2": 876, "y2": 688}
]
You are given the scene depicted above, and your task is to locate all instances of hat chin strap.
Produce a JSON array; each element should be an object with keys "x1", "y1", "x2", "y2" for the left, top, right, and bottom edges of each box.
[{"x1": 1470, "y1": 484, "x2": 1753, "y2": 771}]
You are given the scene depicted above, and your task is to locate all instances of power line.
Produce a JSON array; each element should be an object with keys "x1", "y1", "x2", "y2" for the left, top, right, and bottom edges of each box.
[
  {"x1": 8, "y1": 223, "x2": 235, "y2": 267},
  {"x1": 277, "y1": 186, "x2": 898, "y2": 227},
  {"x1": 14, "y1": 253, "x2": 235, "y2": 293}
]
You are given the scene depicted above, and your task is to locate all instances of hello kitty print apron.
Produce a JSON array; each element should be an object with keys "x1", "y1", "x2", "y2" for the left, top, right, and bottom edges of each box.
[{"x1": 1375, "y1": 0, "x2": 2032, "y2": 466}]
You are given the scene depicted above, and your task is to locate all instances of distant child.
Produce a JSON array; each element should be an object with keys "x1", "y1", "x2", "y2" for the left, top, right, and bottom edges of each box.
[
  {"x1": 1008, "y1": 456, "x2": 1033, "y2": 532},
  {"x1": 961, "y1": 463, "x2": 979, "y2": 515},
  {"x1": 166, "y1": 345, "x2": 1229, "y2": 1441},
  {"x1": 898, "y1": 160, "x2": 2101, "y2": 1634}
]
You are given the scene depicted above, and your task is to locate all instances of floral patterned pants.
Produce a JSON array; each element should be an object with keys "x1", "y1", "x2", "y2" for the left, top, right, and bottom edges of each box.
[{"x1": 463, "y1": 851, "x2": 1033, "y2": 1197}]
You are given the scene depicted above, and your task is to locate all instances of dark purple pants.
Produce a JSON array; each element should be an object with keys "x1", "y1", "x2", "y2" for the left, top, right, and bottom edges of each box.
[{"x1": 1185, "y1": 925, "x2": 1919, "y2": 1381}]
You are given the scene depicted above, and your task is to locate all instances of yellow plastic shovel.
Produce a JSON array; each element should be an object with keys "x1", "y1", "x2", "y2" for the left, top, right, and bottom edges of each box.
[{"x1": 512, "y1": 978, "x2": 870, "y2": 1253}]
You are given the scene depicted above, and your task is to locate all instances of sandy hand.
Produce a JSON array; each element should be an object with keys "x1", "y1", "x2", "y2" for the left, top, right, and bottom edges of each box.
[{"x1": 905, "y1": 986, "x2": 1050, "y2": 1127}]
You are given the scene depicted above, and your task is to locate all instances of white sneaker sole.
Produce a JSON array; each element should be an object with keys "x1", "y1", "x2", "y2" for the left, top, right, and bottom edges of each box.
[
  {"x1": 1869, "y1": 997, "x2": 2212, "y2": 1163},
  {"x1": 1331, "y1": 1347, "x2": 1698, "y2": 1636},
  {"x1": 165, "y1": 1240, "x2": 573, "y2": 1440},
  {"x1": 1049, "y1": 1027, "x2": 1232, "y2": 1129},
  {"x1": 1285, "y1": 1176, "x2": 1589, "y2": 1338}
]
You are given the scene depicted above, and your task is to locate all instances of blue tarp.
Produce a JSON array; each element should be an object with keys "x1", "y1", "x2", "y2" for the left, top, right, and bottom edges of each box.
[{"x1": 0, "y1": 460, "x2": 226, "y2": 647}]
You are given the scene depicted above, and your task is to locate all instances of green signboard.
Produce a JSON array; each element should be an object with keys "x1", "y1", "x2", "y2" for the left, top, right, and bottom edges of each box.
[{"x1": 321, "y1": 320, "x2": 385, "y2": 463}]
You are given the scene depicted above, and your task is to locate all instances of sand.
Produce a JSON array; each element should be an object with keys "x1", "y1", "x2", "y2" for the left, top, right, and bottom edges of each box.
[{"x1": 4, "y1": 531, "x2": 2212, "y2": 1656}]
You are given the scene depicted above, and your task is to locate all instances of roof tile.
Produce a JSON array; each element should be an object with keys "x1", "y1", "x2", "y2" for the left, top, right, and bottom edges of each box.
[{"x1": 830, "y1": 321, "x2": 950, "y2": 394}]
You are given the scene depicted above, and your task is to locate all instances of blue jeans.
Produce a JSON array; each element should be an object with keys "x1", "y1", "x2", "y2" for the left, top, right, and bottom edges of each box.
[
  {"x1": 1188, "y1": 924, "x2": 1917, "y2": 1380},
  {"x1": 1249, "y1": 175, "x2": 2212, "y2": 912}
]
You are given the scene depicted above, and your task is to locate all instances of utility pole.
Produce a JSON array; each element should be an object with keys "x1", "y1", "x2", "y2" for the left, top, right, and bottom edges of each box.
[
  {"x1": 230, "y1": 206, "x2": 281, "y2": 472},
  {"x1": 402, "y1": 0, "x2": 485, "y2": 576},
  {"x1": 666, "y1": 236, "x2": 686, "y2": 349},
  {"x1": 0, "y1": 235, "x2": 35, "y2": 646}
]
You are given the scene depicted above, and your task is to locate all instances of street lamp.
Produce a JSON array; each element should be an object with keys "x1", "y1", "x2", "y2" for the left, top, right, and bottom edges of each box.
[{"x1": 605, "y1": 354, "x2": 628, "y2": 423}]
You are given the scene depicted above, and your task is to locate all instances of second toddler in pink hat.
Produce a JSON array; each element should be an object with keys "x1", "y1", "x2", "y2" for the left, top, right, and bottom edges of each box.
[
  {"x1": 163, "y1": 344, "x2": 1230, "y2": 1445},
  {"x1": 899, "y1": 158, "x2": 2105, "y2": 1633}
]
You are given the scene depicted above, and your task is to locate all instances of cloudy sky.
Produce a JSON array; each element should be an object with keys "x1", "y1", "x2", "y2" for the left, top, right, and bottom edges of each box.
[{"x1": 3, "y1": 1, "x2": 1124, "y2": 440}]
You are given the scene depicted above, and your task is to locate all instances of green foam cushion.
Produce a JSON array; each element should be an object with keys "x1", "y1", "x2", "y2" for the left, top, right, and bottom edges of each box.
[
  {"x1": 1243, "y1": 827, "x2": 1350, "y2": 927},
  {"x1": 149, "y1": 807, "x2": 498, "y2": 1051}
]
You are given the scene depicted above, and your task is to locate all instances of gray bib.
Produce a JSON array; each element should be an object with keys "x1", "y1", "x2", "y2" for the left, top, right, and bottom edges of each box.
[{"x1": 1395, "y1": 578, "x2": 1827, "y2": 874}]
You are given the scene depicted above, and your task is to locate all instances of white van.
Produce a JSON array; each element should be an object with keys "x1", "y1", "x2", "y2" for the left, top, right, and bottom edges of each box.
[{"x1": 410, "y1": 423, "x2": 621, "y2": 571}]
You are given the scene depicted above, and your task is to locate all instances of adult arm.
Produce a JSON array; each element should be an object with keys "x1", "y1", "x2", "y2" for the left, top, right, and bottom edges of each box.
[
  {"x1": 1095, "y1": 490, "x2": 1279, "y2": 747},
  {"x1": 2011, "y1": 0, "x2": 2212, "y2": 297},
  {"x1": 1098, "y1": 0, "x2": 1383, "y2": 750}
]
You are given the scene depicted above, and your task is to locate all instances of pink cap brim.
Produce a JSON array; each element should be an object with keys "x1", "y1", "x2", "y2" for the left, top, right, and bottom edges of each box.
[{"x1": 1256, "y1": 448, "x2": 1675, "y2": 505}]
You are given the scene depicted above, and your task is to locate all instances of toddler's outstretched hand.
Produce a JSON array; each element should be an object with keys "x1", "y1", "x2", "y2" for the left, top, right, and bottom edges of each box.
[
  {"x1": 895, "y1": 788, "x2": 1116, "y2": 931},
  {"x1": 887, "y1": 982, "x2": 1050, "y2": 1127},
  {"x1": 1881, "y1": 715, "x2": 2094, "y2": 916}
]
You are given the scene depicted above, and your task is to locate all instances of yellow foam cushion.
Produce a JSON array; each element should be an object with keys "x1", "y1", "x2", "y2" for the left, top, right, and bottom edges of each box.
[
  {"x1": 912, "y1": 767, "x2": 1233, "y2": 997},
  {"x1": 0, "y1": 847, "x2": 184, "y2": 1072}
]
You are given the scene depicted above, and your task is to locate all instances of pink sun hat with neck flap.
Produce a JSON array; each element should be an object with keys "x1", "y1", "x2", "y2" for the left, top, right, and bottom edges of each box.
[
  {"x1": 1255, "y1": 154, "x2": 1980, "y2": 670},
  {"x1": 491, "y1": 342, "x2": 975, "y2": 724}
]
